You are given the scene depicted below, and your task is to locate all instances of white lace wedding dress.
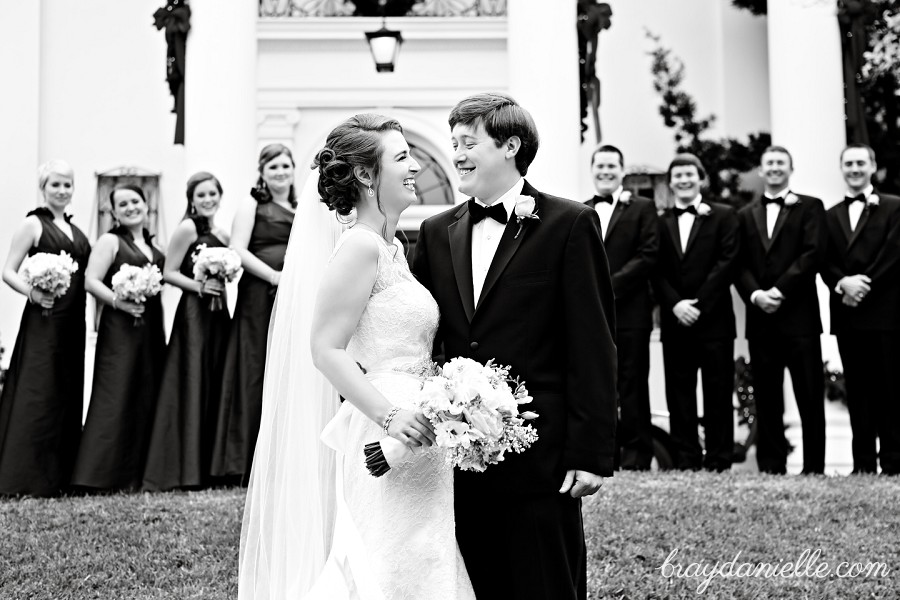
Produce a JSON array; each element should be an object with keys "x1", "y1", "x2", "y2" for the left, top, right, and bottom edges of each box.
[{"x1": 308, "y1": 227, "x2": 474, "y2": 600}]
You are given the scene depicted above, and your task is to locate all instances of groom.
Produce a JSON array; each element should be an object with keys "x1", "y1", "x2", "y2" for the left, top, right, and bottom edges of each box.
[{"x1": 413, "y1": 93, "x2": 618, "y2": 599}]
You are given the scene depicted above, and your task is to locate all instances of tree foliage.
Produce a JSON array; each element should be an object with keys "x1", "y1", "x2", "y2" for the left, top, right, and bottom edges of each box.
[{"x1": 647, "y1": 31, "x2": 770, "y2": 207}]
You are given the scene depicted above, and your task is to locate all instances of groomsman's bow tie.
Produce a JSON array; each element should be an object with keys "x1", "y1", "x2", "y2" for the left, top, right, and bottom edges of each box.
[
  {"x1": 673, "y1": 205, "x2": 698, "y2": 217},
  {"x1": 587, "y1": 194, "x2": 613, "y2": 207},
  {"x1": 468, "y1": 199, "x2": 508, "y2": 224},
  {"x1": 845, "y1": 193, "x2": 866, "y2": 204},
  {"x1": 762, "y1": 195, "x2": 784, "y2": 207}
]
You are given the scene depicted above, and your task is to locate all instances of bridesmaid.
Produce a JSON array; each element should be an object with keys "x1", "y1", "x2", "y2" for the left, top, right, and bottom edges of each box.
[
  {"x1": 212, "y1": 144, "x2": 295, "y2": 482},
  {"x1": 72, "y1": 185, "x2": 166, "y2": 491},
  {"x1": 0, "y1": 160, "x2": 91, "y2": 497},
  {"x1": 142, "y1": 172, "x2": 231, "y2": 491}
]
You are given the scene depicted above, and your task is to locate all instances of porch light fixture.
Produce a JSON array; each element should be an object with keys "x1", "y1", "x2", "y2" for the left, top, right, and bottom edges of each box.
[{"x1": 365, "y1": 19, "x2": 403, "y2": 73}]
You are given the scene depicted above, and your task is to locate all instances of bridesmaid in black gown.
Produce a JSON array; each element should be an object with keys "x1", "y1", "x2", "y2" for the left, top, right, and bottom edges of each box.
[
  {"x1": 212, "y1": 144, "x2": 295, "y2": 482},
  {"x1": 72, "y1": 185, "x2": 166, "y2": 491},
  {"x1": 0, "y1": 160, "x2": 91, "y2": 497},
  {"x1": 142, "y1": 172, "x2": 232, "y2": 491}
]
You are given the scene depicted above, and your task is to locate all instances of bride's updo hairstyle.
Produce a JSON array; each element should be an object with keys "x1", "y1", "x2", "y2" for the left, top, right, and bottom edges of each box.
[{"x1": 311, "y1": 114, "x2": 402, "y2": 216}]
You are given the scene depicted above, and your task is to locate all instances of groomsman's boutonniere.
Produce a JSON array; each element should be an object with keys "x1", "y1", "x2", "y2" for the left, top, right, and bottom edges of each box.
[
  {"x1": 696, "y1": 202, "x2": 712, "y2": 218},
  {"x1": 866, "y1": 194, "x2": 880, "y2": 209},
  {"x1": 618, "y1": 190, "x2": 633, "y2": 206},
  {"x1": 784, "y1": 193, "x2": 800, "y2": 207},
  {"x1": 513, "y1": 195, "x2": 540, "y2": 239}
]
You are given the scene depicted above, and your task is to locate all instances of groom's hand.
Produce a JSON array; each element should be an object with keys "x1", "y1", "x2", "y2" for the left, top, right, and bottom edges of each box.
[{"x1": 559, "y1": 469, "x2": 604, "y2": 498}]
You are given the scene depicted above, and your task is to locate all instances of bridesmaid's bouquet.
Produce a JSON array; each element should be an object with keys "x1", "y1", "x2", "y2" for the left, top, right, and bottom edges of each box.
[
  {"x1": 364, "y1": 358, "x2": 539, "y2": 477},
  {"x1": 20, "y1": 251, "x2": 80, "y2": 316},
  {"x1": 191, "y1": 244, "x2": 241, "y2": 312},
  {"x1": 111, "y1": 264, "x2": 163, "y2": 326}
]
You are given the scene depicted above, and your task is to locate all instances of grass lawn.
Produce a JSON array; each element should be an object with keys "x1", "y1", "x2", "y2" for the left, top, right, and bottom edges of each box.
[{"x1": 1, "y1": 472, "x2": 897, "y2": 599}]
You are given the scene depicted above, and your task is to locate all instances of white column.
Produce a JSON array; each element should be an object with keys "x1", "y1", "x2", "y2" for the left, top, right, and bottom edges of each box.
[
  {"x1": 767, "y1": 0, "x2": 846, "y2": 204},
  {"x1": 768, "y1": 0, "x2": 846, "y2": 365},
  {"x1": 507, "y1": 1, "x2": 581, "y2": 200},
  {"x1": 184, "y1": 0, "x2": 259, "y2": 230},
  {"x1": 0, "y1": 0, "x2": 42, "y2": 366}
]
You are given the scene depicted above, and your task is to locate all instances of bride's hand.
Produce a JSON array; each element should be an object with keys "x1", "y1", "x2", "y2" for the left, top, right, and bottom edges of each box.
[{"x1": 387, "y1": 409, "x2": 436, "y2": 449}]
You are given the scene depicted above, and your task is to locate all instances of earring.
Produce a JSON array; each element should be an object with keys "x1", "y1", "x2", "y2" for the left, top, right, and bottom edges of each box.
[{"x1": 367, "y1": 186, "x2": 375, "y2": 197}]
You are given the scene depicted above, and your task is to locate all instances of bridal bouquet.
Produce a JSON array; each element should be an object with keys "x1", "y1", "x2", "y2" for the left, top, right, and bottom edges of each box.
[
  {"x1": 111, "y1": 264, "x2": 163, "y2": 326},
  {"x1": 191, "y1": 244, "x2": 241, "y2": 312},
  {"x1": 20, "y1": 251, "x2": 80, "y2": 316},
  {"x1": 364, "y1": 358, "x2": 539, "y2": 477}
]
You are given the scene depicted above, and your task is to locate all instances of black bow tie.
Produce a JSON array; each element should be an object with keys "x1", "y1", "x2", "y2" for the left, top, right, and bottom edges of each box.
[
  {"x1": 674, "y1": 205, "x2": 697, "y2": 217},
  {"x1": 762, "y1": 195, "x2": 784, "y2": 207},
  {"x1": 588, "y1": 194, "x2": 613, "y2": 207},
  {"x1": 845, "y1": 194, "x2": 866, "y2": 205},
  {"x1": 468, "y1": 199, "x2": 508, "y2": 224}
]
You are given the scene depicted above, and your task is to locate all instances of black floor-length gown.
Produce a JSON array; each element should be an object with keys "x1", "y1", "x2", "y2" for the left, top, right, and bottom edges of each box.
[
  {"x1": 142, "y1": 216, "x2": 231, "y2": 491},
  {"x1": 211, "y1": 201, "x2": 293, "y2": 481},
  {"x1": 71, "y1": 228, "x2": 166, "y2": 490},
  {"x1": 0, "y1": 208, "x2": 91, "y2": 496}
]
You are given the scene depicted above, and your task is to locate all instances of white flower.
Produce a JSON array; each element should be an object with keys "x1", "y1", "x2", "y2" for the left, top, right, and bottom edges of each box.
[
  {"x1": 696, "y1": 203, "x2": 712, "y2": 217},
  {"x1": 514, "y1": 195, "x2": 536, "y2": 219},
  {"x1": 619, "y1": 190, "x2": 633, "y2": 205},
  {"x1": 784, "y1": 193, "x2": 800, "y2": 207},
  {"x1": 867, "y1": 194, "x2": 880, "y2": 208},
  {"x1": 192, "y1": 245, "x2": 242, "y2": 282}
]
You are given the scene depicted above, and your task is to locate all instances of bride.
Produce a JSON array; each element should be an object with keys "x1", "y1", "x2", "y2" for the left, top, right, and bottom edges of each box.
[{"x1": 238, "y1": 114, "x2": 474, "y2": 599}]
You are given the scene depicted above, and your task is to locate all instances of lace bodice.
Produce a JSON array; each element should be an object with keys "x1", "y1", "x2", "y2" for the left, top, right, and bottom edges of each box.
[{"x1": 333, "y1": 228, "x2": 439, "y2": 375}]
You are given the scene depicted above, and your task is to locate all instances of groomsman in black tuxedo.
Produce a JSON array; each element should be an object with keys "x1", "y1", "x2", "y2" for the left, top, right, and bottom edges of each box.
[
  {"x1": 821, "y1": 143, "x2": 900, "y2": 475},
  {"x1": 735, "y1": 146, "x2": 826, "y2": 474},
  {"x1": 586, "y1": 144, "x2": 658, "y2": 470},
  {"x1": 653, "y1": 153, "x2": 740, "y2": 471}
]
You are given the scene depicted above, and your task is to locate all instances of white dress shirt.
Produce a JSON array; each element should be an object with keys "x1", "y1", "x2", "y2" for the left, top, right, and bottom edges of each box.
[
  {"x1": 592, "y1": 186, "x2": 621, "y2": 239},
  {"x1": 675, "y1": 194, "x2": 702, "y2": 252},
  {"x1": 471, "y1": 178, "x2": 524, "y2": 304},
  {"x1": 763, "y1": 189, "x2": 788, "y2": 238},
  {"x1": 848, "y1": 184, "x2": 873, "y2": 231}
]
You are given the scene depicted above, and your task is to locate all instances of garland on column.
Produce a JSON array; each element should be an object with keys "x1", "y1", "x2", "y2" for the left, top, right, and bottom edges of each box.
[
  {"x1": 153, "y1": 0, "x2": 191, "y2": 145},
  {"x1": 577, "y1": 1, "x2": 612, "y2": 144}
]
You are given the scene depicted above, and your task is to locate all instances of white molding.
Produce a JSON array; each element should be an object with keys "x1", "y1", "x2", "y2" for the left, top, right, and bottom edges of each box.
[{"x1": 257, "y1": 16, "x2": 507, "y2": 41}]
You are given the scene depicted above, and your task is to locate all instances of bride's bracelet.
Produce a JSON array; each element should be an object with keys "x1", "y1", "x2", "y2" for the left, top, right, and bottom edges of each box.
[{"x1": 382, "y1": 406, "x2": 401, "y2": 436}]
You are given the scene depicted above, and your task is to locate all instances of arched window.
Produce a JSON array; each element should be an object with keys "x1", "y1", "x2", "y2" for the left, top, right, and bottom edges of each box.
[{"x1": 409, "y1": 141, "x2": 455, "y2": 205}]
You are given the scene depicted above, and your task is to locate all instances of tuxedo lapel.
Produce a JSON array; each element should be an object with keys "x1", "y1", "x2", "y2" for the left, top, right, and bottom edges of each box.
[
  {"x1": 664, "y1": 212, "x2": 683, "y2": 260},
  {"x1": 683, "y1": 214, "x2": 705, "y2": 256},
  {"x1": 605, "y1": 202, "x2": 626, "y2": 241},
  {"x1": 847, "y1": 205, "x2": 873, "y2": 251},
  {"x1": 752, "y1": 203, "x2": 771, "y2": 252},
  {"x1": 768, "y1": 207, "x2": 790, "y2": 251},
  {"x1": 476, "y1": 193, "x2": 533, "y2": 310},
  {"x1": 448, "y1": 203, "x2": 476, "y2": 322},
  {"x1": 834, "y1": 203, "x2": 852, "y2": 243}
]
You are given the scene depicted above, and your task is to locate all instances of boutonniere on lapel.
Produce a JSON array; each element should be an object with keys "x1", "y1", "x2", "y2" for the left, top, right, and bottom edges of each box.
[
  {"x1": 696, "y1": 202, "x2": 712, "y2": 218},
  {"x1": 866, "y1": 194, "x2": 880, "y2": 210},
  {"x1": 513, "y1": 195, "x2": 540, "y2": 239},
  {"x1": 618, "y1": 190, "x2": 633, "y2": 206},
  {"x1": 784, "y1": 193, "x2": 800, "y2": 207}
]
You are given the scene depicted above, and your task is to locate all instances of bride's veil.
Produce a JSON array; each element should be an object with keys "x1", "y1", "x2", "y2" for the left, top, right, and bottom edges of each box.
[{"x1": 238, "y1": 168, "x2": 346, "y2": 599}]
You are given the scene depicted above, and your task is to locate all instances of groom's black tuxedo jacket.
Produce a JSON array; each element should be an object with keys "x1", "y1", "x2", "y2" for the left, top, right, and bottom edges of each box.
[
  {"x1": 821, "y1": 190, "x2": 900, "y2": 334},
  {"x1": 653, "y1": 199, "x2": 740, "y2": 341},
  {"x1": 591, "y1": 195, "x2": 658, "y2": 331},
  {"x1": 413, "y1": 180, "x2": 618, "y2": 494},
  {"x1": 735, "y1": 193, "x2": 826, "y2": 339}
]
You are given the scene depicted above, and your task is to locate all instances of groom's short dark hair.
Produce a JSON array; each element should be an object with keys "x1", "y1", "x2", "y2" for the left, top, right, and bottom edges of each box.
[{"x1": 449, "y1": 92, "x2": 540, "y2": 176}]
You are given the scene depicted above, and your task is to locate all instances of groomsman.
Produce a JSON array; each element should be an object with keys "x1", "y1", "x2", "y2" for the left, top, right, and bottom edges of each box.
[
  {"x1": 585, "y1": 145, "x2": 658, "y2": 470},
  {"x1": 820, "y1": 143, "x2": 900, "y2": 475},
  {"x1": 653, "y1": 153, "x2": 740, "y2": 471},
  {"x1": 735, "y1": 146, "x2": 826, "y2": 474}
]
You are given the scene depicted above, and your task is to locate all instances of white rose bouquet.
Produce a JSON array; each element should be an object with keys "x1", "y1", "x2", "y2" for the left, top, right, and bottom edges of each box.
[
  {"x1": 111, "y1": 264, "x2": 163, "y2": 326},
  {"x1": 364, "y1": 357, "x2": 539, "y2": 477},
  {"x1": 20, "y1": 251, "x2": 80, "y2": 316},
  {"x1": 191, "y1": 244, "x2": 241, "y2": 312}
]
